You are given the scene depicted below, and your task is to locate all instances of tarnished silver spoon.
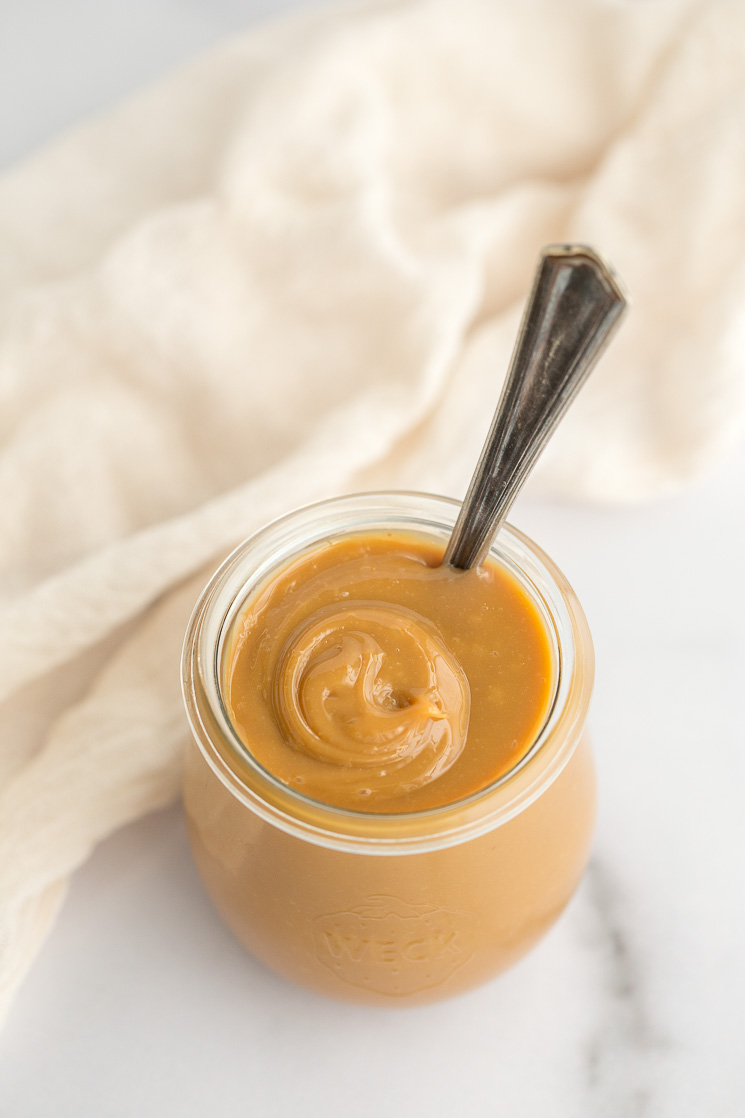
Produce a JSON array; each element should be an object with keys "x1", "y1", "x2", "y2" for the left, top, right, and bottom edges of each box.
[{"x1": 444, "y1": 244, "x2": 628, "y2": 570}]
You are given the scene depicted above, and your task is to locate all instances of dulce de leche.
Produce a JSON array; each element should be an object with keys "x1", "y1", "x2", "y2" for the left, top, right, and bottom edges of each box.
[
  {"x1": 225, "y1": 532, "x2": 553, "y2": 813},
  {"x1": 182, "y1": 493, "x2": 596, "y2": 1006}
]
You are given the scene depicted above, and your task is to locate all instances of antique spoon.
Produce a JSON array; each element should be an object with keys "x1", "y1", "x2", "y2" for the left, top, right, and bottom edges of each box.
[{"x1": 444, "y1": 244, "x2": 628, "y2": 570}]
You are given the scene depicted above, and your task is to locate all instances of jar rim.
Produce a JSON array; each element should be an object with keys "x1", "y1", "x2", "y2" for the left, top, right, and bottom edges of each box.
[{"x1": 181, "y1": 491, "x2": 594, "y2": 854}]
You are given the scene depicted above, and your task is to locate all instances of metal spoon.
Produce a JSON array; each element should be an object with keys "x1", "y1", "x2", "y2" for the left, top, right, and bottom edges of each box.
[{"x1": 443, "y1": 244, "x2": 628, "y2": 570}]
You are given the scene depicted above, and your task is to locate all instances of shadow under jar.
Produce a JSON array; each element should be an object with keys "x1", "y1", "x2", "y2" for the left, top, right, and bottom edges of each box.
[{"x1": 181, "y1": 492, "x2": 595, "y2": 1006}]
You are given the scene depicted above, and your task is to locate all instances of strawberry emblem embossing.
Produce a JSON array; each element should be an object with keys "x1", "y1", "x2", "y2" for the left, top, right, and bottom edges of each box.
[{"x1": 314, "y1": 895, "x2": 476, "y2": 996}]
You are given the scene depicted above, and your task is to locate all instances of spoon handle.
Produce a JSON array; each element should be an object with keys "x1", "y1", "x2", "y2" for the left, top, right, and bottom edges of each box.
[{"x1": 444, "y1": 244, "x2": 628, "y2": 570}]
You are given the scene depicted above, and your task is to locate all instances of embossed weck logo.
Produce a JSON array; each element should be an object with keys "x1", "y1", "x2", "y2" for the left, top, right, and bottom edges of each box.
[{"x1": 314, "y1": 895, "x2": 476, "y2": 996}]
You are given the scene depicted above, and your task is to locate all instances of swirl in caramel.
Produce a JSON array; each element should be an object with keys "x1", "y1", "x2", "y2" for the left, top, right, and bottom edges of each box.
[{"x1": 273, "y1": 603, "x2": 469, "y2": 795}]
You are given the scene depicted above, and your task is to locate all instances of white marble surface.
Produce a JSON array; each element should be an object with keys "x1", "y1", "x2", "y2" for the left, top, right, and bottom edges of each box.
[{"x1": 1, "y1": 3, "x2": 745, "y2": 1115}]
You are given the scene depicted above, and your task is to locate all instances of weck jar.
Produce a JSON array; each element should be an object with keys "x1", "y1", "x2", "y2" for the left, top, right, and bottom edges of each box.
[{"x1": 181, "y1": 491, "x2": 595, "y2": 1005}]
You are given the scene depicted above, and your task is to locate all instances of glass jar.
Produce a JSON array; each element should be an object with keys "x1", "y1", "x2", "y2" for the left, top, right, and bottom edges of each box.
[{"x1": 181, "y1": 492, "x2": 595, "y2": 1005}]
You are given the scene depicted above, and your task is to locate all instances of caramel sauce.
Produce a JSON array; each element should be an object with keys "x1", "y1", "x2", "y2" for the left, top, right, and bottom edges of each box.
[{"x1": 225, "y1": 531, "x2": 554, "y2": 813}]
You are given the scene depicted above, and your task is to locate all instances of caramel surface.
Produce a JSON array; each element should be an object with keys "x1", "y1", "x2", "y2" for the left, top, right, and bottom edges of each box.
[{"x1": 225, "y1": 532, "x2": 554, "y2": 812}]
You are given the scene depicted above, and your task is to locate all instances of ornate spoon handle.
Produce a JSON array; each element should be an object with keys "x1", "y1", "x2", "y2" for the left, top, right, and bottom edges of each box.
[{"x1": 444, "y1": 244, "x2": 628, "y2": 570}]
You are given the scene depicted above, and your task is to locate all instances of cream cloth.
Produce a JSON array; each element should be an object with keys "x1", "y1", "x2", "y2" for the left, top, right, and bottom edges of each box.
[{"x1": 1, "y1": 0, "x2": 744, "y2": 1023}]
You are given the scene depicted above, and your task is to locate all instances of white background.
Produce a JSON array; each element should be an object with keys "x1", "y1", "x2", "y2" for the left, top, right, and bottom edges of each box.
[{"x1": 1, "y1": 2, "x2": 744, "y2": 1115}]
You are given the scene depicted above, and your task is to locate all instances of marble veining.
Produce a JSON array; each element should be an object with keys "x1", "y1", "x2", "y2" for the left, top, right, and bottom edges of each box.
[{"x1": 582, "y1": 858, "x2": 671, "y2": 1117}]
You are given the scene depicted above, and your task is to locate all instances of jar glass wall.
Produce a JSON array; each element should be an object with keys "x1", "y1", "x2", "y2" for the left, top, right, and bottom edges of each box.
[{"x1": 181, "y1": 492, "x2": 595, "y2": 1005}]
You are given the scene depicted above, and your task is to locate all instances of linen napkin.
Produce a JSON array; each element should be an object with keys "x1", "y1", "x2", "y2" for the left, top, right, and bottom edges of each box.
[{"x1": 1, "y1": 0, "x2": 744, "y2": 1023}]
